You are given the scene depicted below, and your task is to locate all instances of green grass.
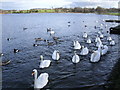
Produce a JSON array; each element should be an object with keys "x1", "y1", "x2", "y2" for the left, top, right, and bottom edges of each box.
[
  {"x1": 105, "y1": 13, "x2": 120, "y2": 16},
  {"x1": 38, "y1": 9, "x2": 55, "y2": 13}
]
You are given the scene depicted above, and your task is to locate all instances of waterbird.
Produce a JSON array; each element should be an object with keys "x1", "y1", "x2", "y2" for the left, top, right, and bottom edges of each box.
[
  {"x1": 32, "y1": 69, "x2": 49, "y2": 89},
  {"x1": 101, "y1": 45, "x2": 108, "y2": 55},
  {"x1": 107, "y1": 36, "x2": 112, "y2": 41},
  {"x1": 39, "y1": 55, "x2": 51, "y2": 68},
  {"x1": 33, "y1": 44, "x2": 39, "y2": 47},
  {"x1": 86, "y1": 37, "x2": 91, "y2": 44},
  {"x1": 99, "y1": 33, "x2": 104, "y2": 38},
  {"x1": 72, "y1": 51, "x2": 80, "y2": 64},
  {"x1": 83, "y1": 32, "x2": 88, "y2": 38},
  {"x1": 7, "y1": 38, "x2": 11, "y2": 41},
  {"x1": 95, "y1": 35, "x2": 100, "y2": 42},
  {"x1": 52, "y1": 50, "x2": 60, "y2": 60},
  {"x1": 47, "y1": 28, "x2": 52, "y2": 32},
  {"x1": 110, "y1": 40, "x2": 115, "y2": 46},
  {"x1": 0, "y1": 60, "x2": 11, "y2": 66},
  {"x1": 47, "y1": 41, "x2": 55, "y2": 46},
  {"x1": 47, "y1": 28, "x2": 55, "y2": 35},
  {"x1": 0, "y1": 53, "x2": 4, "y2": 57},
  {"x1": 35, "y1": 38, "x2": 44, "y2": 42},
  {"x1": 14, "y1": 49, "x2": 20, "y2": 53},
  {"x1": 80, "y1": 46, "x2": 89, "y2": 55},
  {"x1": 73, "y1": 41, "x2": 81, "y2": 50},
  {"x1": 90, "y1": 47, "x2": 101, "y2": 63},
  {"x1": 96, "y1": 37, "x2": 103, "y2": 47}
]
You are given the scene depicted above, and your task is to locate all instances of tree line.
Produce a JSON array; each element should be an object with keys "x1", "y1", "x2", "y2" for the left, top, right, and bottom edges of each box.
[{"x1": 0, "y1": 6, "x2": 119, "y2": 14}]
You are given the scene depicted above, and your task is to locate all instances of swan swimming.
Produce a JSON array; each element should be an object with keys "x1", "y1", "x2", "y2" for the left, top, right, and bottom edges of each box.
[
  {"x1": 39, "y1": 55, "x2": 51, "y2": 68},
  {"x1": 101, "y1": 45, "x2": 108, "y2": 55},
  {"x1": 73, "y1": 41, "x2": 81, "y2": 50},
  {"x1": 52, "y1": 50, "x2": 60, "y2": 60},
  {"x1": 32, "y1": 69, "x2": 49, "y2": 89},
  {"x1": 80, "y1": 46, "x2": 89, "y2": 55},
  {"x1": 83, "y1": 32, "x2": 88, "y2": 38},
  {"x1": 95, "y1": 35, "x2": 100, "y2": 42},
  {"x1": 90, "y1": 50, "x2": 101, "y2": 62},
  {"x1": 107, "y1": 36, "x2": 112, "y2": 41},
  {"x1": 110, "y1": 40, "x2": 115, "y2": 46},
  {"x1": 86, "y1": 37, "x2": 91, "y2": 44},
  {"x1": 72, "y1": 51, "x2": 80, "y2": 64},
  {"x1": 90, "y1": 46, "x2": 102, "y2": 63},
  {"x1": 96, "y1": 38, "x2": 103, "y2": 47},
  {"x1": 100, "y1": 33, "x2": 104, "y2": 38}
]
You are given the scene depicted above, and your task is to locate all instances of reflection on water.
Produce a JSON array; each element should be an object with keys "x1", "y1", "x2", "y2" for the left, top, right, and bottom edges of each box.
[{"x1": 2, "y1": 13, "x2": 120, "y2": 89}]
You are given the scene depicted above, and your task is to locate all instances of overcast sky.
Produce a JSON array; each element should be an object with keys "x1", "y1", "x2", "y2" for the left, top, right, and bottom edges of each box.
[{"x1": 1, "y1": 0, "x2": 119, "y2": 10}]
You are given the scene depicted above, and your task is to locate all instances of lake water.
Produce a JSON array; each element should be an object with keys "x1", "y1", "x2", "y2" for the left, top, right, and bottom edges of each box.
[{"x1": 2, "y1": 13, "x2": 120, "y2": 89}]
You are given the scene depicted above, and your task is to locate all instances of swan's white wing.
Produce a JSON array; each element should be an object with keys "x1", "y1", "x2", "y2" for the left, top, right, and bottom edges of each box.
[
  {"x1": 102, "y1": 46, "x2": 108, "y2": 55},
  {"x1": 84, "y1": 47, "x2": 89, "y2": 55},
  {"x1": 90, "y1": 51, "x2": 100, "y2": 62},
  {"x1": 94, "y1": 52, "x2": 100, "y2": 62},
  {"x1": 52, "y1": 51, "x2": 56, "y2": 60},
  {"x1": 56, "y1": 53, "x2": 60, "y2": 60},
  {"x1": 74, "y1": 43, "x2": 81, "y2": 49},
  {"x1": 80, "y1": 49, "x2": 84, "y2": 55},
  {"x1": 87, "y1": 39, "x2": 91, "y2": 43},
  {"x1": 35, "y1": 73, "x2": 49, "y2": 89},
  {"x1": 90, "y1": 53, "x2": 95, "y2": 62},
  {"x1": 72, "y1": 55, "x2": 80, "y2": 63}
]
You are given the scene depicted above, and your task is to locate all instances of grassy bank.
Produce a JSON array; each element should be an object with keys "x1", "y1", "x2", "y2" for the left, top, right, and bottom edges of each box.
[{"x1": 104, "y1": 13, "x2": 120, "y2": 16}]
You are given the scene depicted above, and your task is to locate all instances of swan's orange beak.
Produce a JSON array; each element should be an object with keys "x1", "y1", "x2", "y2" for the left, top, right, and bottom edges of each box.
[{"x1": 32, "y1": 71, "x2": 35, "y2": 76}]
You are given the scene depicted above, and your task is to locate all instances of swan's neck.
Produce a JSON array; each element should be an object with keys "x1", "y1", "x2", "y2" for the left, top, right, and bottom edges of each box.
[
  {"x1": 34, "y1": 71, "x2": 38, "y2": 80},
  {"x1": 98, "y1": 47, "x2": 102, "y2": 54}
]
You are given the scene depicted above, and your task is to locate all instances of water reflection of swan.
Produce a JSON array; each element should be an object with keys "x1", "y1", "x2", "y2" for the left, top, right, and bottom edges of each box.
[
  {"x1": 32, "y1": 69, "x2": 49, "y2": 89},
  {"x1": 39, "y1": 55, "x2": 51, "y2": 68}
]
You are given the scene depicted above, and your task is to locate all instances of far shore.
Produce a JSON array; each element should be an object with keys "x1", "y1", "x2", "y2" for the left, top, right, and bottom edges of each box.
[{"x1": 0, "y1": 12, "x2": 119, "y2": 16}]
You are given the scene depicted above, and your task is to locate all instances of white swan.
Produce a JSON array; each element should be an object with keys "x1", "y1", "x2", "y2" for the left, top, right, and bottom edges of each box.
[
  {"x1": 90, "y1": 50, "x2": 101, "y2": 62},
  {"x1": 83, "y1": 32, "x2": 88, "y2": 38},
  {"x1": 52, "y1": 50, "x2": 60, "y2": 60},
  {"x1": 100, "y1": 33, "x2": 104, "y2": 38},
  {"x1": 32, "y1": 69, "x2": 49, "y2": 89},
  {"x1": 74, "y1": 41, "x2": 81, "y2": 50},
  {"x1": 101, "y1": 45, "x2": 108, "y2": 55},
  {"x1": 90, "y1": 46, "x2": 102, "y2": 62},
  {"x1": 96, "y1": 38, "x2": 103, "y2": 47},
  {"x1": 39, "y1": 55, "x2": 51, "y2": 68},
  {"x1": 72, "y1": 51, "x2": 80, "y2": 64},
  {"x1": 80, "y1": 46, "x2": 89, "y2": 55},
  {"x1": 86, "y1": 37, "x2": 91, "y2": 44},
  {"x1": 107, "y1": 36, "x2": 112, "y2": 41},
  {"x1": 95, "y1": 35, "x2": 100, "y2": 42},
  {"x1": 110, "y1": 40, "x2": 115, "y2": 46}
]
